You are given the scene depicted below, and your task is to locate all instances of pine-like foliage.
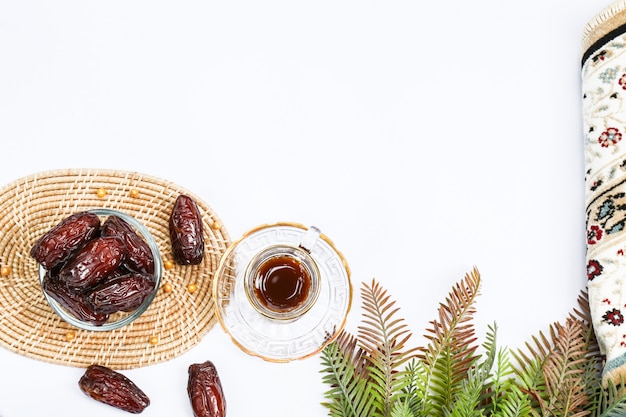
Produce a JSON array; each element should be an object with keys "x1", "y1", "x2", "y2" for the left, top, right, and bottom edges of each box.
[
  {"x1": 358, "y1": 279, "x2": 419, "y2": 417},
  {"x1": 320, "y1": 279, "x2": 418, "y2": 417},
  {"x1": 320, "y1": 267, "x2": 626, "y2": 417},
  {"x1": 513, "y1": 319, "x2": 589, "y2": 416},
  {"x1": 320, "y1": 331, "x2": 375, "y2": 417},
  {"x1": 416, "y1": 267, "x2": 481, "y2": 416}
]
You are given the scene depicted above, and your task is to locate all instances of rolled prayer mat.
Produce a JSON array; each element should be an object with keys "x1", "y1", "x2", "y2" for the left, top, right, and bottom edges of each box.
[{"x1": 583, "y1": 0, "x2": 626, "y2": 386}]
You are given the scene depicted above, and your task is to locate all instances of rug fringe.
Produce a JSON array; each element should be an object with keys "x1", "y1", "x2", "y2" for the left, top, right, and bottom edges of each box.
[{"x1": 583, "y1": 0, "x2": 626, "y2": 48}]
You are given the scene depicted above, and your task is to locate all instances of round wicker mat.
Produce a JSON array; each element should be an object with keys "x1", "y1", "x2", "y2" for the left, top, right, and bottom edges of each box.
[{"x1": 0, "y1": 169, "x2": 230, "y2": 370}]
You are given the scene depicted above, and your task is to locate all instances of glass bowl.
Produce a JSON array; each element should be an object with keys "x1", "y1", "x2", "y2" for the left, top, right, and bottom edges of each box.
[{"x1": 38, "y1": 208, "x2": 163, "y2": 331}]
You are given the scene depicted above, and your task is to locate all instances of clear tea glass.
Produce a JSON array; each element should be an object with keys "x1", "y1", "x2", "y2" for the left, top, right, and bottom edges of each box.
[
  {"x1": 213, "y1": 222, "x2": 352, "y2": 362},
  {"x1": 244, "y1": 227, "x2": 321, "y2": 321}
]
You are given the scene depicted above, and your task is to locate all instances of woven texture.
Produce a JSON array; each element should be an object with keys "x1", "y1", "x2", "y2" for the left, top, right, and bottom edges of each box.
[{"x1": 0, "y1": 169, "x2": 230, "y2": 370}]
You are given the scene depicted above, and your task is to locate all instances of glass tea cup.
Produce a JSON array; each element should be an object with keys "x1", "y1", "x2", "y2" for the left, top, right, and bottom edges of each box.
[
  {"x1": 243, "y1": 227, "x2": 321, "y2": 321},
  {"x1": 213, "y1": 222, "x2": 352, "y2": 362}
]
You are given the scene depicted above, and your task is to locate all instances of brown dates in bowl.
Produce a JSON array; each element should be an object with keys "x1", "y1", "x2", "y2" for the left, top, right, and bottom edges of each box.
[
  {"x1": 30, "y1": 211, "x2": 101, "y2": 270},
  {"x1": 34, "y1": 209, "x2": 163, "y2": 331},
  {"x1": 102, "y1": 214, "x2": 155, "y2": 274},
  {"x1": 87, "y1": 273, "x2": 156, "y2": 315},
  {"x1": 59, "y1": 236, "x2": 127, "y2": 293}
]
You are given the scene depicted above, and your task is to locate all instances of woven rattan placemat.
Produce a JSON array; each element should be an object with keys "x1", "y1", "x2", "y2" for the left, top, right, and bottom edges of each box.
[{"x1": 0, "y1": 169, "x2": 230, "y2": 370}]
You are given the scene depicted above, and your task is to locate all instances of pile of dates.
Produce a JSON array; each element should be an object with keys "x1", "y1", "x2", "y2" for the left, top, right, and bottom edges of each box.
[
  {"x1": 78, "y1": 360, "x2": 226, "y2": 416},
  {"x1": 31, "y1": 211, "x2": 157, "y2": 326}
]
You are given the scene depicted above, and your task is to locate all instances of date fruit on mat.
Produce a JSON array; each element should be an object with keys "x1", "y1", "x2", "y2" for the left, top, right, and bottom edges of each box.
[
  {"x1": 30, "y1": 211, "x2": 101, "y2": 270},
  {"x1": 42, "y1": 271, "x2": 109, "y2": 325},
  {"x1": 187, "y1": 360, "x2": 226, "y2": 417},
  {"x1": 102, "y1": 215, "x2": 155, "y2": 274},
  {"x1": 87, "y1": 273, "x2": 156, "y2": 315},
  {"x1": 79, "y1": 364, "x2": 150, "y2": 414},
  {"x1": 58, "y1": 236, "x2": 127, "y2": 292},
  {"x1": 169, "y1": 194, "x2": 204, "y2": 265}
]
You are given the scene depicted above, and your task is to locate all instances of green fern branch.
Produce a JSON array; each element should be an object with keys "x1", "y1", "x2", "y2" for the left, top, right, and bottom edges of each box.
[
  {"x1": 417, "y1": 267, "x2": 482, "y2": 416},
  {"x1": 401, "y1": 359, "x2": 428, "y2": 416},
  {"x1": 593, "y1": 379, "x2": 626, "y2": 417},
  {"x1": 480, "y1": 323, "x2": 512, "y2": 415},
  {"x1": 358, "y1": 279, "x2": 418, "y2": 417},
  {"x1": 493, "y1": 385, "x2": 532, "y2": 417},
  {"x1": 569, "y1": 291, "x2": 601, "y2": 361},
  {"x1": 542, "y1": 320, "x2": 588, "y2": 416},
  {"x1": 320, "y1": 331, "x2": 376, "y2": 417},
  {"x1": 319, "y1": 268, "x2": 626, "y2": 417},
  {"x1": 445, "y1": 365, "x2": 486, "y2": 417},
  {"x1": 512, "y1": 330, "x2": 552, "y2": 413},
  {"x1": 487, "y1": 342, "x2": 528, "y2": 416}
]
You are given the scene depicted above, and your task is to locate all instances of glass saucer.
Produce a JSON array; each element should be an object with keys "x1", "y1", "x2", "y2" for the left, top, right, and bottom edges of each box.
[{"x1": 213, "y1": 222, "x2": 352, "y2": 362}]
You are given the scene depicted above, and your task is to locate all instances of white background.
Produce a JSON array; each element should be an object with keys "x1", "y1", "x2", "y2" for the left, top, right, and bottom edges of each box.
[{"x1": 0, "y1": 0, "x2": 609, "y2": 416}]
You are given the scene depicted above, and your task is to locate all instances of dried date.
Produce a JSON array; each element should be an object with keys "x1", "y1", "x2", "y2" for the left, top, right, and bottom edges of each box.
[
  {"x1": 79, "y1": 364, "x2": 150, "y2": 414},
  {"x1": 59, "y1": 236, "x2": 126, "y2": 292},
  {"x1": 187, "y1": 361, "x2": 226, "y2": 417},
  {"x1": 30, "y1": 211, "x2": 101, "y2": 270},
  {"x1": 87, "y1": 273, "x2": 156, "y2": 314},
  {"x1": 42, "y1": 272, "x2": 109, "y2": 325},
  {"x1": 169, "y1": 194, "x2": 204, "y2": 265},
  {"x1": 102, "y1": 215, "x2": 155, "y2": 274}
]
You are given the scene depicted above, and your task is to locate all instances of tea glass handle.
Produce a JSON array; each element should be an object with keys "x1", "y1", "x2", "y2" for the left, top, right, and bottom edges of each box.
[{"x1": 299, "y1": 226, "x2": 321, "y2": 253}]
